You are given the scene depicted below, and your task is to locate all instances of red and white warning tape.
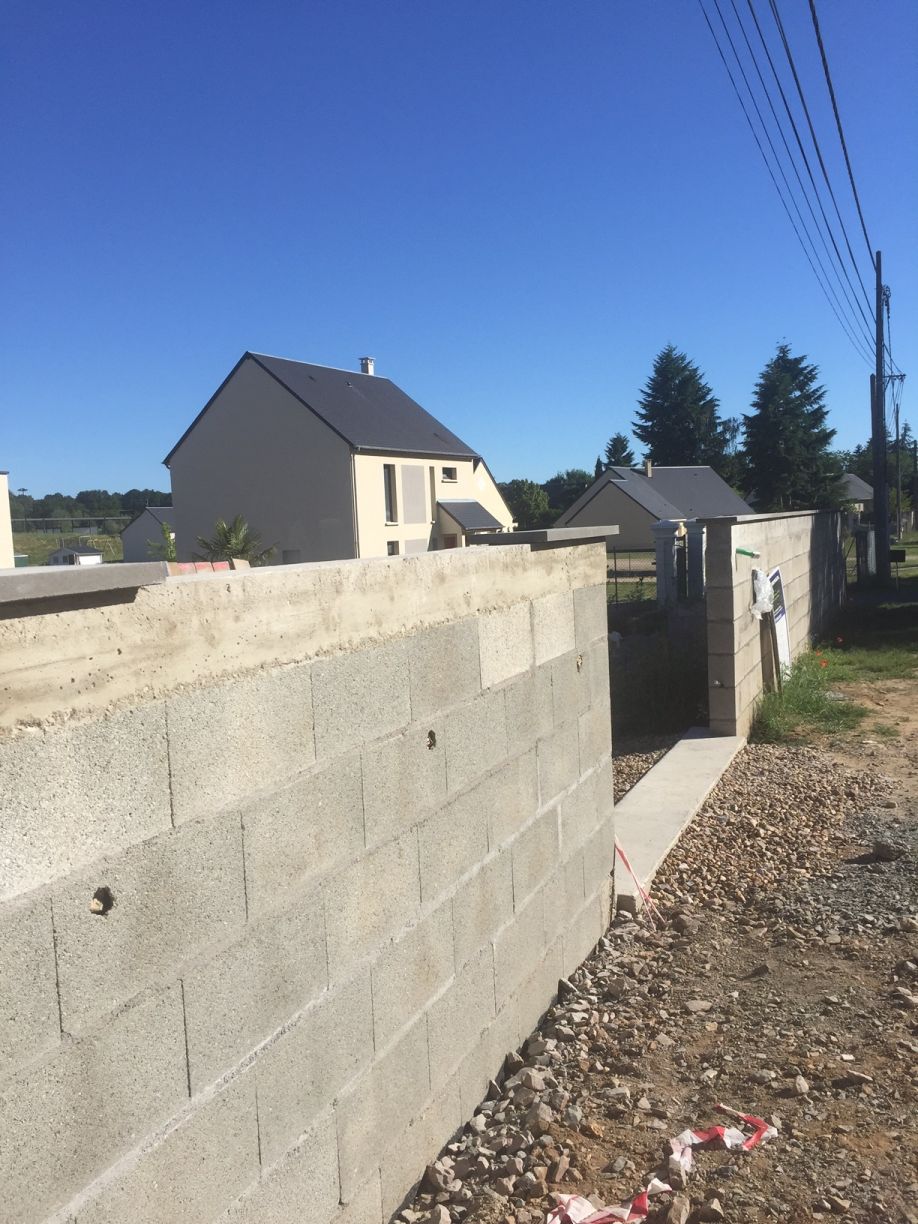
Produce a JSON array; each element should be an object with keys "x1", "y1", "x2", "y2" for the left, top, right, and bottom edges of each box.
[
  {"x1": 613, "y1": 838, "x2": 664, "y2": 926},
  {"x1": 546, "y1": 1106, "x2": 778, "y2": 1224}
]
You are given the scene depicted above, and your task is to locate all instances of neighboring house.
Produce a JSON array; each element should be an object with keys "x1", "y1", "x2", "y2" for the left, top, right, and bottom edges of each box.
[
  {"x1": 838, "y1": 472, "x2": 873, "y2": 514},
  {"x1": 0, "y1": 472, "x2": 13, "y2": 569},
  {"x1": 557, "y1": 463, "x2": 753, "y2": 549},
  {"x1": 121, "y1": 506, "x2": 175, "y2": 563},
  {"x1": 47, "y1": 544, "x2": 103, "y2": 567},
  {"x1": 164, "y1": 353, "x2": 513, "y2": 563}
]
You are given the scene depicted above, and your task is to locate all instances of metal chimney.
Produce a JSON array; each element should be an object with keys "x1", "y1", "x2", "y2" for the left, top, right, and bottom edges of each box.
[
  {"x1": 644, "y1": 460, "x2": 653, "y2": 478},
  {"x1": 359, "y1": 357, "x2": 375, "y2": 376}
]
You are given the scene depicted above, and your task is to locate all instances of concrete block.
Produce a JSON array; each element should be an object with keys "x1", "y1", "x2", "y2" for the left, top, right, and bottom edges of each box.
[
  {"x1": 559, "y1": 777, "x2": 596, "y2": 858},
  {"x1": 0, "y1": 703, "x2": 171, "y2": 903},
  {"x1": 482, "y1": 749, "x2": 539, "y2": 849},
  {"x1": 371, "y1": 900, "x2": 455, "y2": 1049},
  {"x1": 478, "y1": 601, "x2": 533, "y2": 689},
  {"x1": 574, "y1": 583, "x2": 609, "y2": 650},
  {"x1": 331, "y1": 1170, "x2": 383, "y2": 1224},
  {"x1": 514, "y1": 935, "x2": 563, "y2": 1039},
  {"x1": 168, "y1": 666, "x2": 314, "y2": 823},
  {"x1": 511, "y1": 808, "x2": 560, "y2": 909},
  {"x1": 588, "y1": 635, "x2": 612, "y2": 710},
  {"x1": 504, "y1": 665, "x2": 553, "y2": 757},
  {"x1": 335, "y1": 1015, "x2": 430, "y2": 1202},
  {"x1": 418, "y1": 787, "x2": 488, "y2": 904},
  {"x1": 242, "y1": 753, "x2": 364, "y2": 914},
  {"x1": 531, "y1": 591, "x2": 575, "y2": 665},
  {"x1": 183, "y1": 882, "x2": 328, "y2": 1091},
  {"x1": 705, "y1": 584, "x2": 738, "y2": 623},
  {"x1": 380, "y1": 1077, "x2": 462, "y2": 1220},
  {"x1": 442, "y1": 687, "x2": 508, "y2": 796},
  {"x1": 220, "y1": 1109, "x2": 339, "y2": 1224},
  {"x1": 0, "y1": 893, "x2": 60, "y2": 1077},
  {"x1": 256, "y1": 973, "x2": 374, "y2": 1168},
  {"x1": 0, "y1": 985, "x2": 188, "y2": 1224},
  {"x1": 311, "y1": 641, "x2": 411, "y2": 760},
  {"x1": 53, "y1": 814, "x2": 246, "y2": 1033},
  {"x1": 550, "y1": 650, "x2": 591, "y2": 725},
  {"x1": 427, "y1": 946, "x2": 496, "y2": 1090},
  {"x1": 81, "y1": 1076, "x2": 260, "y2": 1224},
  {"x1": 493, "y1": 892, "x2": 545, "y2": 1004},
  {"x1": 537, "y1": 720, "x2": 580, "y2": 805},
  {"x1": 583, "y1": 813, "x2": 616, "y2": 902},
  {"x1": 562, "y1": 895, "x2": 602, "y2": 979},
  {"x1": 594, "y1": 755, "x2": 614, "y2": 823},
  {"x1": 457, "y1": 1002, "x2": 519, "y2": 1118},
  {"x1": 362, "y1": 725, "x2": 447, "y2": 847},
  {"x1": 408, "y1": 617, "x2": 481, "y2": 719},
  {"x1": 578, "y1": 702, "x2": 612, "y2": 774},
  {"x1": 325, "y1": 833, "x2": 421, "y2": 977},
  {"x1": 451, "y1": 850, "x2": 513, "y2": 969},
  {"x1": 614, "y1": 731, "x2": 745, "y2": 913}
]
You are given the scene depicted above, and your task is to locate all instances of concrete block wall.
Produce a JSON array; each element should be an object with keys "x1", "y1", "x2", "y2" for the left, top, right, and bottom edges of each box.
[
  {"x1": 0, "y1": 543, "x2": 614, "y2": 1224},
  {"x1": 703, "y1": 511, "x2": 845, "y2": 735}
]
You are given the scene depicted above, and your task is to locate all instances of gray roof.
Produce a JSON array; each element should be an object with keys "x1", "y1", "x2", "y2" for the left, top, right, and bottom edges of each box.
[
  {"x1": 164, "y1": 353, "x2": 480, "y2": 463},
  {"x1": 839, "y1": 472, "x2": 873, "y2": 501},
  {"x1": 438, "y1": 500, "x2": 504, "y2": 530},
  {"x1": 558, "y1": 465, "x2": 752, "y2": 526}
]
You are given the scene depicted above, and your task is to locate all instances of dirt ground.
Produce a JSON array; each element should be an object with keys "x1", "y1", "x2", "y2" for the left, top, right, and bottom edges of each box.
[{"x1": 401, "y1": 677, "x2": 918, "y2": 1224}]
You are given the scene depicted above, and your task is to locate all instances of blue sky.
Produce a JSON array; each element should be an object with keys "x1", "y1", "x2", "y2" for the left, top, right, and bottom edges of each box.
[{"x1": 2, "y1": 0, "x2": 915, "y2": 493}]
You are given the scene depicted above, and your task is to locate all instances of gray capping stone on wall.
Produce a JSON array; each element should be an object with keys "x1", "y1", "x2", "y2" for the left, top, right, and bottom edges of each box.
[
  {"x1": 0, "y1": 562, "x2": 167, "y2": 605},
  {"x1": 52, "y1": 813, "x2": 247, "y2": 1034},
  {"x1": 0, "y1": 984, "x2": 188, "y2": 1224},
  {"x1": 311, "y1": 640, "x2": 411, "y2": 759},
  {"x1": 0, "y1": 892, "x2": 60, "y2": 1077},
  {"x1": 167, "y1": 665, "x2": 315, "y2": 825},
  {"x1": 0, "y1": 703, "x2": 172, "y2": 903},
  {"x1": 77, "y1": 1076, "x2": 260, "y2": 1224}
]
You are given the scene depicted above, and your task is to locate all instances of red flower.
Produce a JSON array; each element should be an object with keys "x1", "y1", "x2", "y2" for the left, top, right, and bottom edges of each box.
[{"x1": 819, "y1": 659, "x2": 828, "y2": 668}]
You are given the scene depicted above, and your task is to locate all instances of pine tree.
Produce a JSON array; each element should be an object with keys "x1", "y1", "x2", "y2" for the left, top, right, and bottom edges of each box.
[
  {"x1": 594, "y1": 456, "x2": 604, "y2": 480},
  {"x1": 743, "y1": 344, "x2": 841, "y2": 510},
  {"x1": 603, "y1": 433, "x2": 635, "y2": 468},
  {"x1": 633, "y1": 345, "x2": 725, "y2": 466}
]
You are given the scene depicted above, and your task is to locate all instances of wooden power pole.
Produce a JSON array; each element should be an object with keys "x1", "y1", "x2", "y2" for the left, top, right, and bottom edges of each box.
[{"x1": 872, "y1": 250, "x2": 890, "y2": 583}]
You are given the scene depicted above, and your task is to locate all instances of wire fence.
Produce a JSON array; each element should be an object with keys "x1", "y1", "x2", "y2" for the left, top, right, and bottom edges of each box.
[{"x1": 606, "y1": 549, "x2": 657, "y2": 604}]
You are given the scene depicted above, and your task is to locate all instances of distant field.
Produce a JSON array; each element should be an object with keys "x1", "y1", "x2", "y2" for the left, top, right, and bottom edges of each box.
[{"x1": 13, "y1": 531, "x2": 123, "y2": 565}]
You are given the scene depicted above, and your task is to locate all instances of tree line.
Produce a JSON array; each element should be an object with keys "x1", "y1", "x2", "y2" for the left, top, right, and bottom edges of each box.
[
  {"x1": 9, "y1": 487, "x2": 172, "y2": 523},
  {"x1": 499, "y1": 342, "x2": 915, "y2": 529}
]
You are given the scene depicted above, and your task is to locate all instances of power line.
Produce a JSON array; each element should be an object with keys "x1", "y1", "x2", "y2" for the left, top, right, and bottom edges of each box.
[
  {"x1": 767, "y1": 0, "x2": 874, "y2": 316},
  {"x1": 744, "y1": 0, "x2": 876, "y2": 342},
  {"x1": 697, "y1": 0, "x2": 874, "y2": 364},
  {"x1": 807, "y1": 0, "x2": 875, "y2": 267}
]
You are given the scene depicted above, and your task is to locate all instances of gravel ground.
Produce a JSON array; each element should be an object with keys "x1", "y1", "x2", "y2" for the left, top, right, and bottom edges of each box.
[{"x1": 398, "y1": 739, "x2": 918, "y2": 1224}]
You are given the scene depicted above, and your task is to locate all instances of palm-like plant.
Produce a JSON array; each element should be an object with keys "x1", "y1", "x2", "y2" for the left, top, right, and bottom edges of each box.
[{"x1": 194, "y1": 515, "x2": 275, "y2": 565}]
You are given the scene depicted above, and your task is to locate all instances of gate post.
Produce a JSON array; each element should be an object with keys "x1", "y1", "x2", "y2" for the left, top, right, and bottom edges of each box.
[
  {"x1": 652, "y1": 519, "x2": 682, "y2": 606},
  {"x1": 686, "y1": 520, "x2": 706, "y2": 600}
]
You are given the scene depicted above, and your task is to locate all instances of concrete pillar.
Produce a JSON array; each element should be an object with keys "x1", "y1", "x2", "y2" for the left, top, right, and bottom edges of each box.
[
  {"x1": 651, "y1": 519, "x2": 682, "y2": 606},
  {"x1": 0, "y1": 472, "x2": 14, "y2": 569},
  {"x1": 685, "y1": 521, "x2": 706, "y2": 600}
]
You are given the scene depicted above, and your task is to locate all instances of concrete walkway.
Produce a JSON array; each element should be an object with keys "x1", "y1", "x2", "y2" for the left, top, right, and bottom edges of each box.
[{"x1": 614, "y1": 728, "x2": 746, "y2": 913}]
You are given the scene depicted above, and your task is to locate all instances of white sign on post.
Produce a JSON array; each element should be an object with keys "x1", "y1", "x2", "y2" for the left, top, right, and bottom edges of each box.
[{"x1": 768, "y1": 567, "x2": 791, "y2": 675}]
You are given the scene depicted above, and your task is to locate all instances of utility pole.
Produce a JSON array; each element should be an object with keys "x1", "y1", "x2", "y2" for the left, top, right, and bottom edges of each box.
[
  {"x1": 872, "y1": 250, "x2": 890, "y2": 583},
  {"x1": 894, "y1": 391, "x2": 902, "y2": 539}
]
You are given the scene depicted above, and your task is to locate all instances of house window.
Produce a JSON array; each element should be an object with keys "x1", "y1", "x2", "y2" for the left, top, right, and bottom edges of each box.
[
  {"x1": 442, "y1": 466, "x2": 458, "y2": 482},
  {"x1": 383, "y1": 464, "x2": 397, "y2": 522},
  {"x1": 441, "y1": 534, "x2": 459, "y2": 549},
  {"x1": 387, "y1": 541, "x2": 399, "y2": 556}
]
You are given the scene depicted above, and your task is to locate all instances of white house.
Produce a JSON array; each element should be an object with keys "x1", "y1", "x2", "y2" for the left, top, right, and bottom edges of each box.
[
  {"x1": 47, "y1": 544, "x2": 103, "y2": 567},
  {"x1": 0, "y1": 472, "x2": 13, "y2": 569},
  {"x1": 121, "y1": 506, "x2": 175, "y2": 563},
  {"x1": 164, "y1": 354, "x2": 514, "y2": 563}
]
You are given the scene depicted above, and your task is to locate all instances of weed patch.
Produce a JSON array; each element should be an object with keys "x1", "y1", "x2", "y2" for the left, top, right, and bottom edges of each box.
[{"x1": 751, "y1": 652, "x2": 866, "y2": 743}]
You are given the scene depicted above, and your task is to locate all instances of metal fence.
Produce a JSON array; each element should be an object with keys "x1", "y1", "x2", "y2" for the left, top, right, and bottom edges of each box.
[
  {"x1": 607, "y1": 548, "x2": 657, "y2": 604},
  {"x1": 12, "y1": 516, "x2": 131, "y2": 534}
]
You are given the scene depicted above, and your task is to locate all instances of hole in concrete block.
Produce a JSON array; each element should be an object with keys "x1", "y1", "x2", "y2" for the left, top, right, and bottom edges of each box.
[
  {"x1": 576, "y1": 653, "x2": 584, "y2": 672},
  {"x1": 89, "y1": 886, "x2": 115, "y2": 916},
  {"x1": 426, "y1": 730, "x2": 437, "y2": 750}
]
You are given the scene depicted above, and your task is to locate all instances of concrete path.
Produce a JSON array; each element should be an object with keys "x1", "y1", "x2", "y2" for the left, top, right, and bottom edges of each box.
[{"x1": 614, "y1": 728, "x2": 746, "y2": 913}]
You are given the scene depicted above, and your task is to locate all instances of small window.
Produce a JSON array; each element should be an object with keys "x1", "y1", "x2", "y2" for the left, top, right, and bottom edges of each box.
[
  {"x1": 441, "y1": 533, "x2": 459, "y2": 549},
  {"x1": 383, "y1": 464, "x2": 397, "y2": 522},
  {"x1": 387, "y1": 541, "x2": 399, "y2": 556},
  {"x1": 442, "y1": 466, "x2": 458, "y2": 482}
]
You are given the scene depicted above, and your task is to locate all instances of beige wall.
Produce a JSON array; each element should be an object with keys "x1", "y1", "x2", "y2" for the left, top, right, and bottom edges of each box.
[
  {"x1": 0, "y1": 543, "x2": 613, "y2": 1224},
  {"x1": 121, "y1": 510, "x2": 174, "y2": 564},
  {"x1": 168, "y1": 357, "x2": 356, "y2": 564},
  {"x1": 559, "y1": 482, "x2": 655, "y2": 550},
  {"x1": 0, "y1": 473, "x2": 14, "y2": 569},
  {"x1": 353, "y1": 453, "x2": 512, "y2": 557},
  {"x1": 704, "y1": 512, "x2": 845, "y2": 736}
]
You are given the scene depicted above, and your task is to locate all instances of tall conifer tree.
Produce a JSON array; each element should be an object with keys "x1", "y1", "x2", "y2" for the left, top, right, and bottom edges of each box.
[{"x1": 633, "y1": 345, "x2": 725, "y2": 466}]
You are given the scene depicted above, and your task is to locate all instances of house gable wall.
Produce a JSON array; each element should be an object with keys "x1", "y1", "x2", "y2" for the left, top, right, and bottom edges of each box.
[
  {"x1": 562, "y1": 483, "x2": 656, "y2": 550},
  {"x1": 168, "y1": 359, "x2": 356, "y2": 563}
]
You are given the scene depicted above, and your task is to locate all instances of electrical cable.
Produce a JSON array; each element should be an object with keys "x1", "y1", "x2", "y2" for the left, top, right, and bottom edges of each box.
[
  {"x1": 807, "y1": 0, "x2": 875, "y2": 268},
  {"x1": 698, "y1": 0, "x2": 874, "y2": 364}
]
